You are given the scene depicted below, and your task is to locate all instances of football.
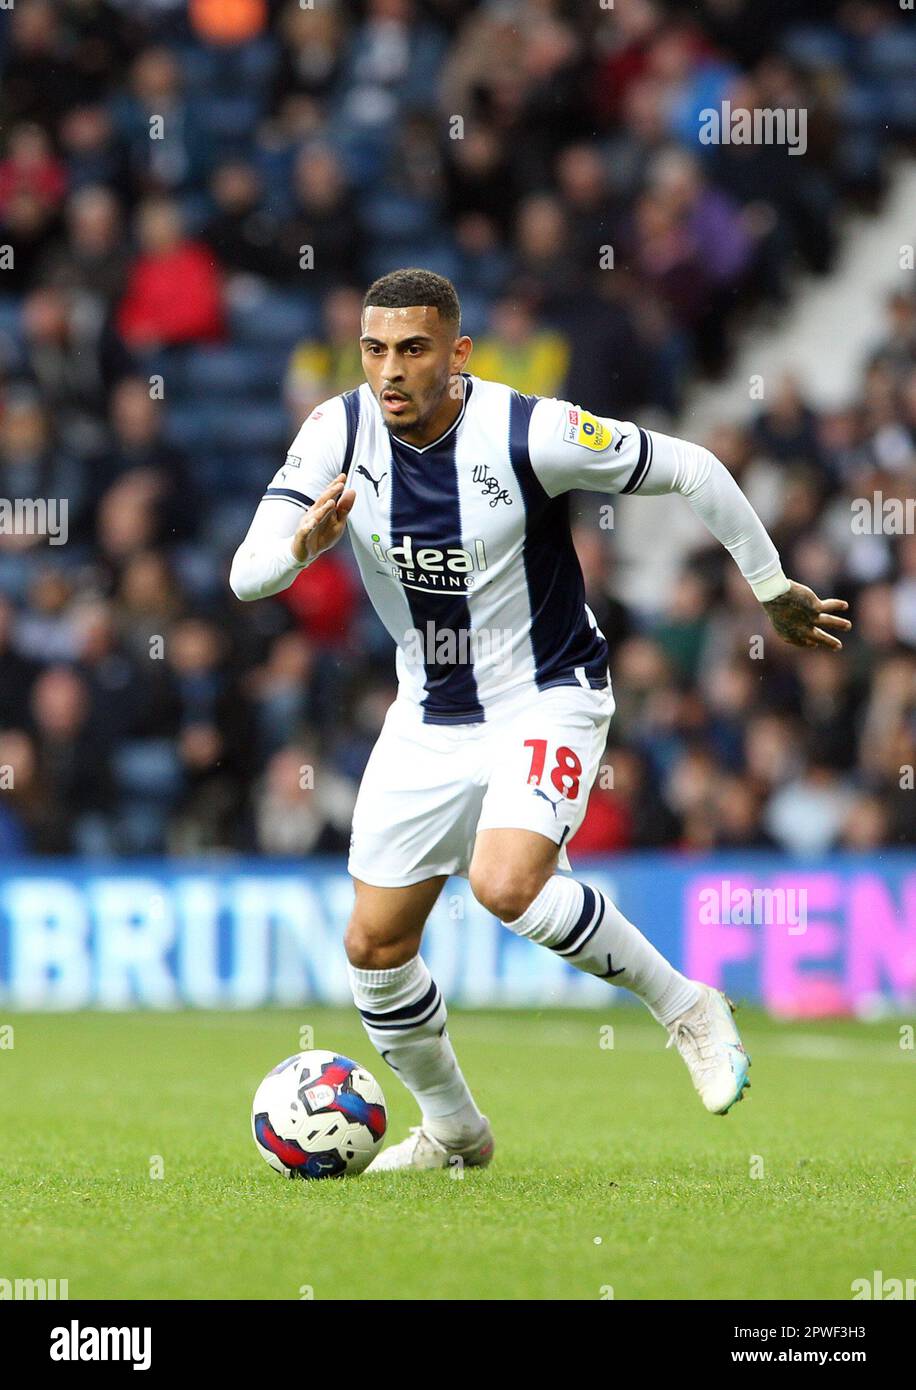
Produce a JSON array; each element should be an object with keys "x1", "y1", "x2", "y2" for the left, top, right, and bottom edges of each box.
[{"x1": 251, "y1": 1050, "x2": 387, "y2": 1179}]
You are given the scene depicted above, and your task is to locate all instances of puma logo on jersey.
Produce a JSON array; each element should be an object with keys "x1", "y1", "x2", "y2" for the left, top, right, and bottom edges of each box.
[
  {"x1": 532, "y1": 787, "x2": 564, "y2": 816},
  {"x1": 614, "y1": 432, "x2": 629, "y2": 453},
  {"x1": 356, "y1": 464, "x2": 387, "y2": 496}
]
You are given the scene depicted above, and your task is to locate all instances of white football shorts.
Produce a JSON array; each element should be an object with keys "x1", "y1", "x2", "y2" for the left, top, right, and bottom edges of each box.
[{"x1": 347, "y1": 682, "x2": 615, "y2": 887}]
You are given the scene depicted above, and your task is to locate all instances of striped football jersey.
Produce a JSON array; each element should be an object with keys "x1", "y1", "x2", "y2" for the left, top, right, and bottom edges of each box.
[{"x1": 262, "y1": 373, "x2": 658, "y2": 724}]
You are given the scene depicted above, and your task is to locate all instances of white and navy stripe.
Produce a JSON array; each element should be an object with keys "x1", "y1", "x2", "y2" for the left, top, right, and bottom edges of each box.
[
  {"x1": 357, "y1": 979, "x2": 446, "y2": 1034},
  {"x1": 292, "y1": 374, "x2": 625, "y2": 723},
  {"x1": 551, "y1": 883, "x2": 606, "y2": 958},
  {"x1": 508, "y1": 390, "x2": 609, "y2": 695},
  {"x1": 387, "y1": 378, "x2": 484, "y2": 723},
  {"x1": 341, "y1": 385, "x2": 361, "y2": 474},
  {"x1": 261, "y1": 386, "x2": 362, "y2": 510},
  {"x1": 620, "y1": 427, "x2": 653, "y2": 494},
  {"x1": 262, "y1": 483, "x2": 314, "y2": 509}
]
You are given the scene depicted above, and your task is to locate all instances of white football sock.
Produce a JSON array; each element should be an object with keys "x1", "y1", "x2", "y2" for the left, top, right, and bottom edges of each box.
[
  {"x1": 503, "y1": 876, "x2": 700, "y2": 1025},
  {"x1": 348, "y1": 955, "x2": 485, "y2": 1146}
]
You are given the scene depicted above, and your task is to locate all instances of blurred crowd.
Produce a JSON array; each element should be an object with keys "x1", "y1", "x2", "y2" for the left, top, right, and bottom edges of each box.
[
  {"x1": 574, "y1": 321, "x2": 916, "y2": 856},
  {"x1": 0, "y1": 0, "x2": 912, "y2": 857}
]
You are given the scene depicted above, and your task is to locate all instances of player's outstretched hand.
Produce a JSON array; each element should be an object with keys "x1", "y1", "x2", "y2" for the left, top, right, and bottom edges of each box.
[
  {"x1": 762, "y1": 580, "x2": 851, "y2": 650},
  {"x1": 291, "y1": 473, "x2": 356, "y2": 565}
]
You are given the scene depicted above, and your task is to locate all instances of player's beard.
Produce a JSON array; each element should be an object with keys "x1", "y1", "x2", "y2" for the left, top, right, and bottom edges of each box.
[
  {"x1": 379, "y1": 373, "x2": 452, "y2": 442},
  {"x1": 381, "y1": 410, "x2": 422, "y2": 441}
]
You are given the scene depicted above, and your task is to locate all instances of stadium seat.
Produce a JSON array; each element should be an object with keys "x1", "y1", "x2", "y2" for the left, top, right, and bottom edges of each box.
[
  {"x1": 452, "y1": 290, "x2": 490, "y2": 339},
  {"x1": 166, "y1": 541, "x2": 228, "y2": 603},
  {"x1": 112, "y1": 739, "x2": 184, "y2": 804},
  {"x1": 364, "y1": 242, "x2": 461, "y2": 285},
  {"x1": 782, "y1": 25, "x2": 849, "y2": 70},
  {"x1": 163, "y1": 404, "x2": 216, "y2": 452},
  {"x1": 209, "y1": 402, "x2": 288, "y2": 452},
  {"x1": 360, "y1": 193, "x2": 440, "y2": 242},
  {"x1": 71, "y1": 813, "x2": 117, "y2": 858},
  {"x1": 229, "y1": 293, "x2": 321, "y2": 347},
  {"x1": 175, "y1": 37, "x2": 278, "y2": 97},
  {"x1": 164, "y1": 403, "x2": 287, "y2": 458},
  {"x1": 173, "y1": 346, "x2": 284, "y2": 400},
  {"x1": 887, "y1": 81, "x2": 916, "y2": 132},
  {"x1": 198, "y1": 496, "x2": 265, "y2": 550},
  {"x1": 194, "y1": 95, "x2": 266, "y2": 146},
  {"x1": 177, "y1": 190, "x2": 214, "y2": 237},
  {"x1": 0, "y1": 296, "x2": 23, "y2": 342},
  {"x1": 863, "y1": 28, "x2": 916, "y2": 78},
  {"x1": 117, "y1": 804, "x2": 171, "y2": 855},
  {"x1": 192, "y1": 449, "x2": 282, "y2": 498}
]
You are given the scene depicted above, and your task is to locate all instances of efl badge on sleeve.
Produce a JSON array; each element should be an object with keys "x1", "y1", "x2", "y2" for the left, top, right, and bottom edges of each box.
[{"x1": 564, "y1": 407, "x2": 611, "y2": 451}]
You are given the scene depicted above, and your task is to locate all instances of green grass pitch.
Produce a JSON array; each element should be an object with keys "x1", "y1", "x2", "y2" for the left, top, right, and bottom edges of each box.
[{"x1": 1, "y1": 1007, "x2": 912, "y2": 1300}]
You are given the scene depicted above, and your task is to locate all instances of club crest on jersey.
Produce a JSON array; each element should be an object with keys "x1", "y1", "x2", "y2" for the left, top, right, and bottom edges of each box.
[
  {"x1": 564, "y1": 407, "x2": 611, "y2": 452},
  {"x1": 370, "y1": 533, "x2": 488, "y2": 592},
  {"x1": 471, "y1": 464, "x2": 512, "y2": 507}
]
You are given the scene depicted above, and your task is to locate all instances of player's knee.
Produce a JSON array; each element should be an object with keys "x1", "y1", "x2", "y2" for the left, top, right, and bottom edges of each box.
[
  {"x1": 470, "y1": 865, "x2": 544, "y2": 924},
  {"x1": 344, "y1": 917, "x2": 414, "y2": 971},
  {"x1": 344, "y1": 919, "x2": 387, "y2": 969}
]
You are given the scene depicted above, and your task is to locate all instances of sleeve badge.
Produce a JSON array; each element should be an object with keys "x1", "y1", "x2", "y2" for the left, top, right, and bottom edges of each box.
[{"x1": 563, "y1": 407, "x2": 611, "y2": 451}]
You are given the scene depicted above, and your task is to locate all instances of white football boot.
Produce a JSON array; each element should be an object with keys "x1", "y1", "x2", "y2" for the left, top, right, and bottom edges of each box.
[
  {"x1": 665, "y1": 984, "x2": 751, "y2": 1114},
  {"x1": 365, "y1": 1117, "x2": 494, "y2": 1173}
]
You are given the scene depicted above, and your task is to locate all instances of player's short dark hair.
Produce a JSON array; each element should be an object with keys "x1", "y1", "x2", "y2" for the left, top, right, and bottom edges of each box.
[{"x1": 362, "y1": 268, "x2": 461, "y2": 332}]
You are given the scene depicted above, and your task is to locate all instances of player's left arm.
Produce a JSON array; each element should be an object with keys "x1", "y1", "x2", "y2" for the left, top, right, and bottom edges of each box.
[{"x1": 528, "y1": 400, "x2": 851, "y2": 650}]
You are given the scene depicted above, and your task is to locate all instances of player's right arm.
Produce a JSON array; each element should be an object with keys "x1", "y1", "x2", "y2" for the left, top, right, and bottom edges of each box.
[{"x1": 229, "y1": 398, "x2": 356, "y2": 601}]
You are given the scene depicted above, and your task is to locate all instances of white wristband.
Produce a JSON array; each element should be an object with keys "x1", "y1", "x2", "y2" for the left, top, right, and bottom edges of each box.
[{"x1": 751, "y1": 570, "x2": 791, "y2": 603}]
